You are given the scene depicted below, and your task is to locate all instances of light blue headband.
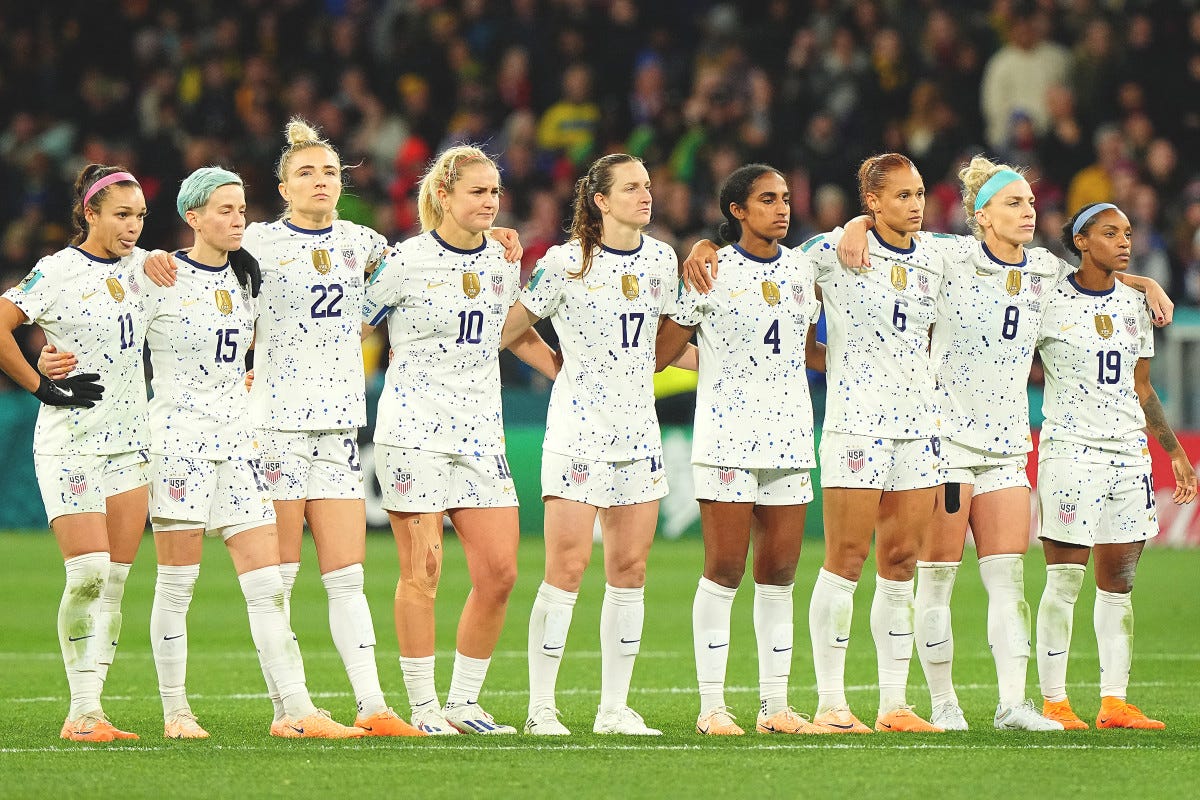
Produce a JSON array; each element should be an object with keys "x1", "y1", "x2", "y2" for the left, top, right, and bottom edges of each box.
[
  {"x1": 973, "y1": 169, "x2": 1024, "y2": 211},
  {"x1": 1071, "y1": 202, "x2": 1120, "y2": 236}
]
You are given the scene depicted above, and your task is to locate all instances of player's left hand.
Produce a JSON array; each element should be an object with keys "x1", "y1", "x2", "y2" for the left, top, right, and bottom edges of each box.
[
  {"x1": 244, "y1": 369, "x2": 254, "y2": 392},
  {"x1": 229, "y1": 248, "x2": 262, "y2": 297},
  {"x1": 681, "y1": 240, "x2": 719, "y2": 293},
  {"x1": 1144, "y1": 280, "x2": 1174, "y2": 327},
  {"x1": 490, "y1": 227, "x2": 523, "y2": 263},
  {"x1": 37, "y1": 344, "x2": 76, "y2": 381},
  {"x1": 1170, "y1": 452, "x2": 1197, "y2": 504},
  {"x1": 144, "y1": 249, "x2": 177, "y2": 287}
]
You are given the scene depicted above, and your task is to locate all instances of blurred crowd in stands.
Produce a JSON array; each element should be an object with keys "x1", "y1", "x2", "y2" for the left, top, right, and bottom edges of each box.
[{"x1": 1, "y1": 0, "x2": 1198, "y2": 390}]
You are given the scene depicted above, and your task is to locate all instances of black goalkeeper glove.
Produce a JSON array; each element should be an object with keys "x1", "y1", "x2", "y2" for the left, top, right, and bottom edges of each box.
[
  {"x1": 33, "y1": 373, "x2": 104, "y2": 408},
  {"x1": 229, "y1": 248, "x2": 262, "y2": 298}
]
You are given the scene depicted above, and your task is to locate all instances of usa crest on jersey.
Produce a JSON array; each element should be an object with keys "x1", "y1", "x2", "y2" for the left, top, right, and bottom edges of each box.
[
  {"x1": 68, "y1": 472, "x2": 88, "y2": 495},
  {"x1": 570, "y1": 461, "x2": 589, "y2": 484},
  {"x1": 1029, "y1": 275, "x2": 1044, "y2": 296},
  {"x1": 394, "y1": 470, "x2": 413, "y2": 495},
  {"x1": 649, "y1": 277, "x2": 661, "y2": 299},
  {"x1": 1123, "y1": 315, "x2": 1137, "y2": 336},
  {"x1": 792, "y1": 283, "x2": 806, "y2": 306},
  {"x1": 1058, "y1": 502, "x2": 1076, "y2": 525},
  {"x1": 491, "y1": 273, "x2": 505, "y2": 297},
  {"x1": 341, "y1": 247, "x2": 357, "y2": 270},
  {"x1": 168, "y1": 477, "x2": 187, "y2": 502}
]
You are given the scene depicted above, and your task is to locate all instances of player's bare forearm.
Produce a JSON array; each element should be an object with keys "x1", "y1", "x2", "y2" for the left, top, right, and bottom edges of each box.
[
  {"x1": 655, "y1": 317, "x2": 696, "y2": 371},
  {"x1": 507, "y1": 327, "x2": 558, "y2": 380},
  {"x1": 1116, "y1": 273, "x2": 1172, "y2": 325},
  {"x1": 669, "y1": 343, "x2": 698, "y2": 371},
  {"x1": 499, "y1": 302, "x2": 540, "y2": 350},
  {"x1": 805, "y1": 330, "x2": 826, "y2": 373},
  {"x1": 1141, "y1": 387, "x2": 1181, "y2": 455},
  {"x1": 0, "y1": 300, "x2": 40, "y2": 392}
]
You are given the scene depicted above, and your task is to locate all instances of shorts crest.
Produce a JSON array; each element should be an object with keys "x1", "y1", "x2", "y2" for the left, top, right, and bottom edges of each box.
[
  {"x1": 717, "y1": 467, "x2": 737, "y2": 485},
  {"x1": 569, "y1": 461, "x2": 589, "y2": 484},
  {"x1": 168, "y1": 476, "x2": 187, "y2": 502},
  {"x1": 264, "y1": 460, "x2": 282, "y2": 486},
  {"x1": 394, "y1": 469, "x2": 413, "y2": 496},
  {"x1": 67, "y1": 472, "x2": 88, "y2": 496},
  {"x1": 847, "y1": 449, "x2": 865, "y2": 473},
  {"x1": 1058, "y1": 502, "x2": 1076, "y2": 525}
]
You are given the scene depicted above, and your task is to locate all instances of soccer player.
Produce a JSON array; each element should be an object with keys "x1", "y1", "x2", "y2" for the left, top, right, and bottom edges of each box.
[
  {"x1": 687, "y1": 154, "x2": 947, "y2": 733},
  {"x1": 833, "y1": 157, "x2": 1172, "y2": 731},
  {"x1": 1033, "y1": 203, "x2": 1195, "y2": 730},
  {"x1": 0, "y1": 165, "x2": 149, "y2": 742},
  {"x1": 655, "y1": 164, "x2": 827, "y2": 736},
  {"x1": 499, "y1": 154, "x2": 680, "y2": 736},
  {"x1": 361, "y1": 146, "x2": 557, "y2": 735}
]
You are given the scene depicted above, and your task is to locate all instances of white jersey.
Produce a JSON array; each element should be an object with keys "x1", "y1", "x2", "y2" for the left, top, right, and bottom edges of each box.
[
  {"x1": 363, "y1": 232, "x2": 519, "y2": 455},
  {"x1": 929, "y1": 234, "x2": 1073, "y2": 455},
  {"x1": 1037, "y1": 275, "x2": 1153, "y2": 460},
  {"x1": 520, "y1": 236, "x2": 678, "y2": 461},
  {"x1": 142, "y1": 252, "x2": 256, "y2": 460},
  {"x1": 802, "y1": 228, "x2": 943, "y2": 439},
  {"x1": 674, "y1": 243, "x2": 820, "y2": 469},
  {"x1": 3, "y1": 246, "x2": 150, "y2": 455},
  {"x1": 243, "y1": 219, "x2": 388, "y2": 432}
]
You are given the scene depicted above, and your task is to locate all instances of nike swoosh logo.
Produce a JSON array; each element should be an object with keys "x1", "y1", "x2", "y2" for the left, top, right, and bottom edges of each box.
[
  {"x1": 1098, "y1": 717, "x2": 1111, "y2": 724},
  {"x1": 586, "y1": 284, "x2": 605, "y2": 292},
  {"x1": 707, "y1": 642, "x2": 729, "y2": 649},
  {"x1": 878, "y1": 721, "x2": 893, "y2": 729},
  {"x1": 888, "y1": 631, "x2": 913, "y2": 637},
  {"x1": 975, "y1": 269, "x2": 991, "y2": 277},
  {"x1": 1046, "y1": 650, "x2": 1067, "y2": 657},
  {"x1": 1059, "y1": 324, "x2": 1076, "y2": 332},
  {"x1": 620, "y1": 638, "x2": 641, "y2": 644},
  {"x1": 825, "y1": 722, "x2": 854, "y2": 730},
  {"x1": 182, "y1": 298, "x2": 201, "y2": 306},
  {"x1": 67, "y1": 634, "x2": 94, "y2": 642},
  {"x1": 111, "y1": 641, "x2": 118, "y2": 647},
  {"x1": 730, "y1": 289, "x2": 748, "y2": 298},
  {"x1": 542, "y1": 644, "x2": 564, "y2": 651},
  {"x1": 652, "y1": 476, "x2": 663, "y2": 485},
  {"x1": 81, "y1": 290, "x2": 100, "y2": 300},
  {"x1": 58, "y1": 387, "x2": 75, "y2": 398},
  {"x1": 772, "y1": 646, "x2": 792, "y2": 653},
  {"x1": 427, "y1": 281, "x2": 449, "y2": 289},
  {"x1": 413, "y1": 700, "x2": 435, "y2": 707},
  {"x1": 925, "y1": 639, "x2": 950, "y2": 648},
  {"x1": 288, "y1": 725, "x2": 305, "y2": 734},
  {"x1": 834, "y1": 636, "x2": 849, "y2": 643},
  {"x1": 163, "y1": 633, "x2": 185, "y2": 641},
  {"x1": 358, "y1": 643, "x2": 372, "y2": 649},
  {"x1": 279, "y1": 258, "x2": 297, "y2": 266}
]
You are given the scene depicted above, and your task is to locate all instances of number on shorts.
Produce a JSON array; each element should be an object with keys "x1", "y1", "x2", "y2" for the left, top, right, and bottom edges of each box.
[
  {"x1": 1001, "y1": 305, "x2": 1019, "y2": 340},
  {"x1": 248, "y1": 459, "x2": 267, "y2": 493},
  {"x1": 1141, "y1": 473, "x2": 1154, "y2": 510},
  {"x1": 343, "y1": 438, "x2": 361, "y2": 472},
  {"x1": 310, "y1": 283, "x2": 344, "y2": 318}
]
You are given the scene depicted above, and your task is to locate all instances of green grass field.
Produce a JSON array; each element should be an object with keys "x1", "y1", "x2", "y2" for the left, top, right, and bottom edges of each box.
[{"x1": 1, "y1": 531, "x2": 1197, "y2": 799}]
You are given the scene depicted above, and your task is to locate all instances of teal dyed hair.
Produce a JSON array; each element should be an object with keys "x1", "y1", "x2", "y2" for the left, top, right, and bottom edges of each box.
[{"x1": 176, "y1": 166, "x2": 244, "y2": 219}]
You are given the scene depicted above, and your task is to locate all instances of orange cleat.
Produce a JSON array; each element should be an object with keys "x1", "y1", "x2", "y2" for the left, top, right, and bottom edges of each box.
[
  {"x1": 270, "y1": 709, "x2": 366, "y2": 739},
  {"x1": 61, "y1": 712, "x2": 139, "y2": 742},
  {"x1": 812, "y1": 706, "x2": 873, "y2": 734},
  {"x1": 164, "y1": 711, "x2": 210, "y2": 739},
  {"x1": 875, "y1": 706, "x2": 944, "y2": 733},
  {"x1": 1096, "y1": 697, "x2": 1165, "y2": 730},
  {"x1": 354, "y1": 707, "x2": 427, "y2": 737},
  {"x1": 696, "y1": 707, "x2": 744, "y2": 735},
  {"x1": 756, "y1": 707, "x2": 829, "y2": 735},
  {"x1": 1042, "y1": 698, "x2": 1089, "y2": 730}
]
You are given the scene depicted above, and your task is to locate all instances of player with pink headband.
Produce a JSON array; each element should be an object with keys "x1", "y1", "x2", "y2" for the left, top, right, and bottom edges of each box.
[{"x1": 0, "y1": 164, "x2": 153, "y2": 742}]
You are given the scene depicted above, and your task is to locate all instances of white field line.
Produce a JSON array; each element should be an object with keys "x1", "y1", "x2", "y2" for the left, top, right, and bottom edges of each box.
[{"x1": 3, "y1": 681, "x2": 1178, "y2": 705}]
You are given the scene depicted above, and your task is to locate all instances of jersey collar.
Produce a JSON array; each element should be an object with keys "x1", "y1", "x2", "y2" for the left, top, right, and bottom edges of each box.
[
  {"x1": 174, "y1": 250, "x2": 229, "y2": 273},
  {"x1": 284, "y1": 219, "x2": 334, "y2": 236},
  {"x1": 431, "y1": 230, "x2": 487, "y2": 255},
  {"x1": 870, "y1": 228, "x2": 916, "y2": 254},
  {"x1": 69, "y1": 245, "x2": 120, "y2": 264},
  {"x1": 981, "y1": 241, "x2": 1027, "y2": 268},
  {"x1": 731, "y1": 243, "x2": 781, "y2": 263},
  {"x1": 601, "y1": 236, "x2": 644, "y2": 256},
  {"x1": 1067, "y1": 273, "x2": 1114, "y2": 297}
]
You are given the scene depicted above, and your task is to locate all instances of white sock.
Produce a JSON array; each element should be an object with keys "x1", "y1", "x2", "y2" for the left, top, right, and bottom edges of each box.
[
  {"x1": 60, "y1": 552, "x2": 109, "y2": 719},
  {"x1": 95, "y1": 561, "x2": 130, "y2": 688},
  {"x1": 150, "y1": 564, "x2": 199, "y2": 719},
  {"x1": 528, "y1": 581, "x2": 577, "y2": 714},
  {"x1": 810, "y1": 568, "x2": 857, "y2": 714},
  {"x1": 599, "y1": 584, "x2": 644, "y2": 713},
  {"x1": 754, "y1": 582, "x2": 793, "y2": 717},
  {"x1": 914, "y1": 561, "x2": 958, "y2": 709},
  {"x1": 979, "y1": 554, "x2": 1032, "y2": 708},
  {"x1": 322, "y1": 563, "x2": 386, "y2": 717},
  {"x1": 692, "y1": 577, "x2": 736, "y2": 714},
  {"x1": 446, "y1": 651, "x2": 491, "y2": 706},
  {"x1": 1094, "y1": 589, "x2": 1133, "y2": 700},
  {"x1": 1036, "y1": 563, "x2": 1085, "y2": 703},
  {"x1": 258, "y1": 561, "x2": 300, "y2": 721},
  {"x1": 400, "y1": 655, "x2": 439, "y2": 711},
  {"x1": 240, "y1": 565, "x2": 315, "y2": 719},
  {"x1": 871, "y1": 575, "x2": 915, "y2": 716}
]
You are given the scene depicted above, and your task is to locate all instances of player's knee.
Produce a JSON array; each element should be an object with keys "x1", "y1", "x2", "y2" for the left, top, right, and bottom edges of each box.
[
  {"x1": 826, "y1": 544, "x2": 868, "y2": 582},
  {"x1": 477, "y1": 561, "x2": 518, "y2": 605},
  {"x1": 705, "y1": 559, "x2": 745, "y2": 589},
  {"x1": 606, "y1": 554, "x2": 647, "y2": 586},
  {"x1": 549, "y1": 551, "x2": 590, "y2": 589},
  {"x1": 876, "y1": 540, "x2": 919, "y2": 577},
  {"x1": 752, "y1": 560, "x2": 798, "y2": 587}
]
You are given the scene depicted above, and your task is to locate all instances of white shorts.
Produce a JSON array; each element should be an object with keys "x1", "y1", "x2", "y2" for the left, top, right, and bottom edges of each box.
[
  {"x1": 541, "y1": 451, "x2": 668, "y2": 508},
  {"x1": 259, "y1": 428, "x2": 365, "y2": 501},
  {"x1": 1036, "y1": 457, "x2": 1157, "y2": 547},
  {"x1": 940, "y1": 439, "x2": 1030, "y2": 496},
  {"x1": 150, "y1": 455, "x2": 276, "y2": 541},
  {"x1": 35, "y1": 449, "x2": 150, "y2": 524},
  {"x1": 819, "y1": 431, "x2": 941, "y2": 491},
  {"x1": 376, "y1": 445, "x2": 517, "y2": 513},
  {"x1": 694, "y1": 464, "x2": 814, "y2": 505}
]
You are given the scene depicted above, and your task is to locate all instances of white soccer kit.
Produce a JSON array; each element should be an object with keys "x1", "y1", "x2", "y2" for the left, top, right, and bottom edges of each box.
[
  {"x1": 142, "y1": 252, "x2": 273, "y2": 536},
  {"x1": 674, "y1": 243, "x2": 820, "y2": 504},
  {"x1": 1035, "y1": 275, "x2": 1157, "y2": 545},
  {"x1": 521, "y1": 236, "x2": 677, "y2": 504},
  {"x1": 4, "y1": 247, "x2": 152, "y2": 519},
  {"x1": 362, "y1": 231, "x2": 519, "y2": 510}
]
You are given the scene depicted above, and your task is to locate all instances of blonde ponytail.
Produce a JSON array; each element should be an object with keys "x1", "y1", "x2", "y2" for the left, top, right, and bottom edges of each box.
[{"x1": 416, "y1": 145, "x2": 498, "y2": 232}]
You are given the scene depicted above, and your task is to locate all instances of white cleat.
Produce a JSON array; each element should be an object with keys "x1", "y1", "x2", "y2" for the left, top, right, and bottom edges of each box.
[
  {"x1": 593, "y1": 706, "x2": 662, "y2": 736},
  {"x1": 995, "y1": 700, "x2": 1066, "y2": 731},
  {"x1": 442, "y1": 701, "x2": 517, "y2": 734},
  {"x1": 410, "y1": 704, "x2": 460, "y2": 735},
  {"x1": 524, "y1": 705, "x2": 571, "y2": 736},
  {"x1": 931, "y1": 702, "x2": 969, "y2": 731}
]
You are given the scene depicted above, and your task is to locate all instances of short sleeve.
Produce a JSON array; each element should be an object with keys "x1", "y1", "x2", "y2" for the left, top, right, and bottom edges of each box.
[
  {"x1": 520, "y1": 250, "x2": 567, "y2": 319},
  {"x1": 362, "y1": 251, "x2": 407, "y2": 326},
  {"x1": 1054, "y1": 256, "x2": 1076, "y2": 284},
  {"x1": 1138, "y1": 300, "x2": 1155, "y2": 359},
  {"x1": 658, "y1": 250, "x2": 680, "y2": 316},
  {"x1": 800, "y1": 230, "x2": 841, "y2": 279},
  {"x1": 671, "y1": 280, "x2": 709, "y2": 327},
  {"x1": 362, "y1": 226, "x2": 390, "y2": 271},
  {"x1": 3, "y1": 258, "x2": 58, "y2": 323}
]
